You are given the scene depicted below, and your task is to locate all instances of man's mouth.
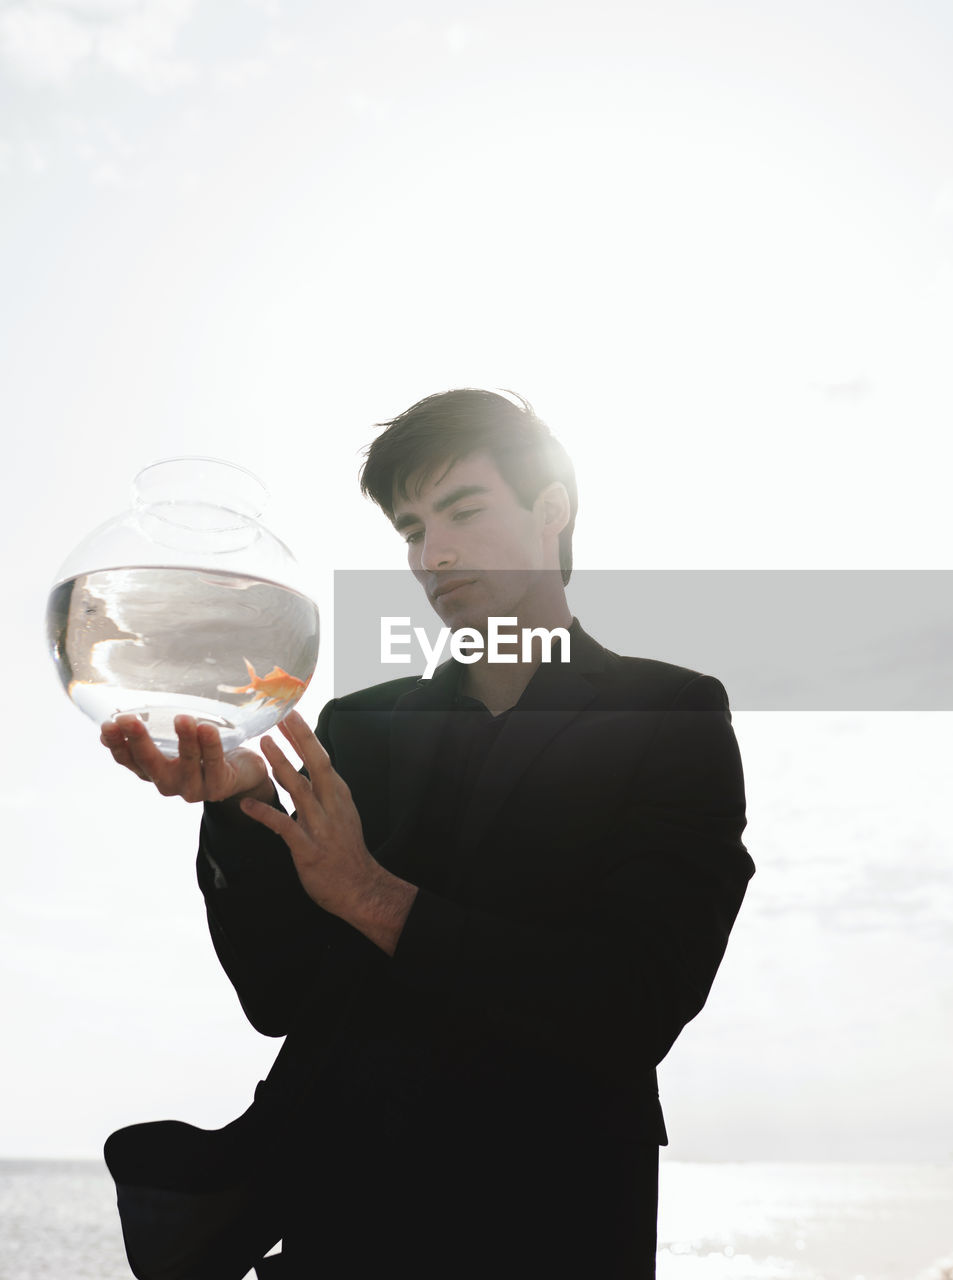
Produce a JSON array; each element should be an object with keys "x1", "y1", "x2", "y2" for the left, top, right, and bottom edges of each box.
[{"x1": 432, "y1": 577, "x2": 476, "y2": 602}]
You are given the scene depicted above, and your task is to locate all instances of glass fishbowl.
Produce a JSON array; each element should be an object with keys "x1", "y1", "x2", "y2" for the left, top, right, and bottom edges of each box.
[{"x1": 46, "y1": 458, "x2": 320, "y2": 757}]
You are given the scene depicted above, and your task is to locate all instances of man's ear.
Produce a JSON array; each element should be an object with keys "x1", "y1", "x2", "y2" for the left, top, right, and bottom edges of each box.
[{"x1": 535, "y1": 482, "x2": 571, "y2": 535}]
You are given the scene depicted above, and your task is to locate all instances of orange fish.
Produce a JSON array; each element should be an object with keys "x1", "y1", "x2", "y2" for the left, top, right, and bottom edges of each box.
[{"x1": 218, "y1": 658, "x2": 310, "y2": 708}]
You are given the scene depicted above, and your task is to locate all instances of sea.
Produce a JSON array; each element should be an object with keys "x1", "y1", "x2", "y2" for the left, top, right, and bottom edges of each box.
[{"x1": 0, "y1": 1160, "x2": 950, "y2": 1279}]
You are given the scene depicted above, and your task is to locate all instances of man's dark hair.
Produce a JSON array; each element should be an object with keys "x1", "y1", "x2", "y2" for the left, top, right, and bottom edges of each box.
[{"x1": 359, "y1": 388, "x2": 578, "y2": 585}]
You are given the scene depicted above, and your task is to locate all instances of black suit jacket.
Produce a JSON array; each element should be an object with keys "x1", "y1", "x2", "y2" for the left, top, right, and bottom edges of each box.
[{"x1": 179, "y1": 619, "x2": 753, "y2": 1276}]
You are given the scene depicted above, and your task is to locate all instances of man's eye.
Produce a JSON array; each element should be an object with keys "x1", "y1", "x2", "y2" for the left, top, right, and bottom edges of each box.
[
  {"x1": 452, "y1": 508, "x2": 480, "y2": 521},
  {"x1": 404, "y1": 530, "x2": 423, "y2": 545}
]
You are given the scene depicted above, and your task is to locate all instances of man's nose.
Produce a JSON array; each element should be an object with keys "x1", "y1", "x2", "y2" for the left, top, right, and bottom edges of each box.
[{"x1": 418, "y1": 532, "x2": 457, "y2": 571}]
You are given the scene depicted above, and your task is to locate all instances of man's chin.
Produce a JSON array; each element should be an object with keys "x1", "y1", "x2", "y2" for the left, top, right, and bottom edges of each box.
[
  {"x1": 439, "y1": 611, "x2": 488, "y2": 637},
  {"x1": 431, "y1": 598, "x2": 489, "y2": 636}
]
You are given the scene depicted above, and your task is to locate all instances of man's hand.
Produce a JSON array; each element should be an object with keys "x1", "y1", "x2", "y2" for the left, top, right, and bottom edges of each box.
[
  {"x1": 240, "y1": 710, "x2": 418, "y2": 955},
  {"x1": 100, "y1": 714, "x2": 275, "y2": 804}
]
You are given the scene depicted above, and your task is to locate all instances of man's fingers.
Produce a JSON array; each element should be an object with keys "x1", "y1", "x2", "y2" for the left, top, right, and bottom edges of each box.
[
  {"x1": 174, "y1": 715, "x2": 201, "y2": 763},
  {"x1": 113, "y1": 716, "x2": 178, "y2": 792},
  {"x1": 103, "y1": 717, "x2": 161, "y2": 781},
  {"x1": 196, "y1": 721, "x2": 225, "y2": 764},
  {"x1": 277, "y1": 711, "x2": 332, "y2": 790},
  {"x1": 102, "y1": 715, "x2": 264, "y2": 803},
  {"x1": 240, "y1": 794, "x2": 300, "y2": 848},
  {"x1": 100, "y1": 722, "x2": 150, "y2": 780},
  {"x1": 261, "y1": 735, "x2": 314, "y2": 808},
  {"x1": 194, "y1": 722, "x2": 230, "y2": 800},
  {"x1": 174, "y1": 716, "x2": 207, "y2": 802}
]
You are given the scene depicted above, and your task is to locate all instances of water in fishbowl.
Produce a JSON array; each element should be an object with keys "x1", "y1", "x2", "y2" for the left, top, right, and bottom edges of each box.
[{"x1": 47, "y1": 566, "x2": 320, "y2": 756}]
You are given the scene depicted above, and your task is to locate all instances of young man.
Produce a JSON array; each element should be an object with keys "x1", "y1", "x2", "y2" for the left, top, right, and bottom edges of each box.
[{"x1": 102, "y1": 389, "x2": 753, "y2": 1279}]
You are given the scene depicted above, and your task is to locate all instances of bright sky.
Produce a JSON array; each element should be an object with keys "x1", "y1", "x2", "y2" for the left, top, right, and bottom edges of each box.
[{"x1": 2, "y1": 0, "x2": 951, "y2": 1162}]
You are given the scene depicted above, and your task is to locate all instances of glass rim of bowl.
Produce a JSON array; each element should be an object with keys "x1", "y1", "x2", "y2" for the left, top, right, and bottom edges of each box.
[{"x1": 133, "y1": 456, "x2": 268, "y2": 521}]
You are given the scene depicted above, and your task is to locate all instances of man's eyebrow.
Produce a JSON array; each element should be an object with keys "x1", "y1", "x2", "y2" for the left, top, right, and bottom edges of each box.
[{"x1": 392, "y1": 484, "x2": 490, "y2": 531}]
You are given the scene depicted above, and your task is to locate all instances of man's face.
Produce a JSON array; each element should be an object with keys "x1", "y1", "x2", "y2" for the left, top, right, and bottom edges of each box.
[{"x1": 391, "y1": 452, "x2": 560, "y2": 632}]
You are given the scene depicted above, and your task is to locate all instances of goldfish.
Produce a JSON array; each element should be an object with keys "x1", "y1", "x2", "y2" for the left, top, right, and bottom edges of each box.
[{"x1": 218, "y1": 658, "x2": 310, "y2": 708}]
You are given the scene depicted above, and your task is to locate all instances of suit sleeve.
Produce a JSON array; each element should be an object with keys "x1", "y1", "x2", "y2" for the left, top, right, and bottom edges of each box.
[
  {"x1": 196, "y1": 701, "x2": 346, "y2": 1036},
  {"x1": 388, "y1": 674, "x2": 754, "y2": 1079}
]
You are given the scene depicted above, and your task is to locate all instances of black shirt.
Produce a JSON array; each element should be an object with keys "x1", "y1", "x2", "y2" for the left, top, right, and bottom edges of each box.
[{"x1": 408, "y1": 690, "x2": 512, "y2": 895}]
